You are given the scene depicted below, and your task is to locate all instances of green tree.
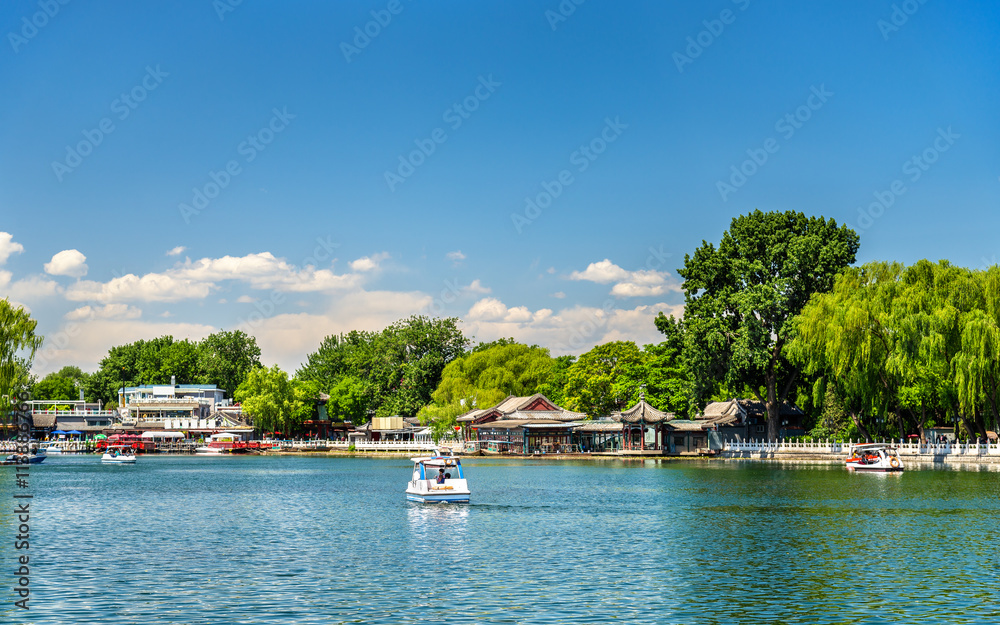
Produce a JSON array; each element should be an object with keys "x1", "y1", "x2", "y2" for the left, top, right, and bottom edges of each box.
[
  {"x1": 198, "y1": 330, "x2": 262, "y2": 397},
  {"x1": 649, "y1": 313, "x2": 693, "y2": 416},
  {"x1": 298, "y1": 316, "x2": 468, "y2": 419},
  {"x1": 235, "y1": 365, "x2": 296, "y2": 434},
  {"x1": 0, "y1": 299, "x2": 43, "y2": 414},
  {"x1": 420, "y1": 340, "x2": 556, "y2": 435},
  {"x1": 562, "y1": 341, "x2": 648, "y2": 418},
  {"x1": 680, "y1": 210, "x2": 859, "y2": 440}
]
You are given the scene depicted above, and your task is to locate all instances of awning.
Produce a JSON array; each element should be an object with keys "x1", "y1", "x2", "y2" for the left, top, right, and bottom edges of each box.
[{"x1": 141, "y1": 431, "x2": 185, "y2": 439}]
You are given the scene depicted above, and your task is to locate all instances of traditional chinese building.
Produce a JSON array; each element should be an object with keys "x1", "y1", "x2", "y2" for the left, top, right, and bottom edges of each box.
[
  {"x1": 459, "y1": 394, "x2": 585, "y2": 454},
  {"x1": 613, "y1": 395, "x2": 674, "y2": 453}
]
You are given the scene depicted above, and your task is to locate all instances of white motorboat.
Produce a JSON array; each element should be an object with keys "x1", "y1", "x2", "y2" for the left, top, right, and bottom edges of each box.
[
  {"x1": 406, "y1": 450, "x2": 470, "y2": 503},
  {"x1": 38, "y1": 442, "x2": 63, "y2": 454},
  {"x1": 845, "y1": 443, "x2": 903, "y2": 472},
  {"x1": 101, "y1": 445, "x2": 137, "y2": 464}
]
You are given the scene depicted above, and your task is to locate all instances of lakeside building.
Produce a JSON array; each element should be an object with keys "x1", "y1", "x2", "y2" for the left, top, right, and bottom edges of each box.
[
  {"x1": 120, "y1": 383, "x2": 228, "y2": 423},
  {"x1": 701, "y1": 399, "x2": 807, "y2": 440},
  {"x1": 460, "y1": 394, "x2": 586, "y2": 453}
]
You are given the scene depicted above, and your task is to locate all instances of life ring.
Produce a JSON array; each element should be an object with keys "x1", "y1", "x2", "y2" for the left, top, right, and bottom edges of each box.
[{"x1": 890, "y1": 457, "x2": 900, "y2": 468}]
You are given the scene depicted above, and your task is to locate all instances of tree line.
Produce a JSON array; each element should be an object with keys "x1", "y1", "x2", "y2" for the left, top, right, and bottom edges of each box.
[{"x1": 4, "y1": 210, "x2": 998, "y2": 441}]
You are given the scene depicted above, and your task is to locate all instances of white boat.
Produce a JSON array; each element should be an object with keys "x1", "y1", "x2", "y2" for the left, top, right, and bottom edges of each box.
[
  {"x1": 101, "y1": 445, "x2": 137, "y2": 464},
  {"x1": 845, "y1": 443, "x2": 903, "y2": 472},
  {"x1": 405, "y1": 450, "x2": 470, "y2": 503},
  {"x1": 38, "y1": 442, "x2": 63, "y2": 454}
]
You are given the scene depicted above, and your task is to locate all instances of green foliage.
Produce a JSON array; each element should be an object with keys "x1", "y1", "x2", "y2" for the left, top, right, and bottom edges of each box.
[
  {"x1": 0, "y1": 299, "x2": 43, "y2": 415},
  {"x1": 789, "y1": 259, "x2": 1000, "y2": 440},
  {"x1": 197, "y1": 330, "x2": 262, "y2": 397},
  {"x1": 86, "y1": 336, "x2": 201, "y2": 405},
  {"x1": 536, "y1": 355, "x2": 575, "y2": 407},
  {"x1": 297, "y1": 315, "x2": 469, "y2": 420},
  {"x1": 680, "y1": 210, "x2": 859, "y2": 439},
  {"x1": 562, "y1": 341, "x2": 647, "y2": 418},
  {"x1": 235, "y1": 365, "x2": 296, "y2": 434},
  {"x1": 420, "y1": 340, "x2": 555, "y2": 437},
  {"x1": 649, "y1": 313, "x2": 694, "y2": 416}
]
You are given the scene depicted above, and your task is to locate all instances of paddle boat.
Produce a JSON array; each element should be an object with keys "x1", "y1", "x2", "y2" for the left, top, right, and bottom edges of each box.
[
  {"x1": 845, "y1": 443, "x2": 904, "y2": 472},
  {"x1": 101, "y1": 444, "x2": 137, "y2": 464},
  {"x1": 406, "y1": 450, "x2": 470, "y2": 503}
]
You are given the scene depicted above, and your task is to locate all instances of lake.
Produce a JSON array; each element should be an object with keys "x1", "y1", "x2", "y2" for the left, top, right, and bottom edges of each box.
[{"x1": 2, "y1": 455, "x2": 999, "y2": 624}]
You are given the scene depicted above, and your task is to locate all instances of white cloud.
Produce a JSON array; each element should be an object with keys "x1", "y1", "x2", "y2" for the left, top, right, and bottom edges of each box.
[
  {"x1": 44, "y1": 249, "x2": 89, "y2": 278},
  {"x1": 64, "y1": 251, "x2": 364, "y2": 303},
  {"x1": 569, "y1": 259, "x2": 629, "y2": 284},
  {"x1": 466, "y1": 279, "x2": 490, "y2": 294},
  {"x1": 65, "y1": 304, "x2": 142, "y2": 320},
  {"x1": 68, "y1": 273, "x2": 213, "y2": 303},
  {"x1": 7, "y1": 276, "x2": 63, "y2": 300},
  {"x1": 446, "y1": 250, "x2": 466, "y2": 264},
  {"x1": 0, "y1": 233, "x2": 24, "y2": 265},
  {"x1": 349, "y1": 252, "x2": 390, "y2": 272},
  {"x1": 467, "y1": 297, "x2": 508, "y2": 321},
  {"x1": 0, "y1": 270, "x2": 10, "y2": 289},
  {"x1": 166, "y1": 246, "x2": 186, "y2": 256},
  {"x1": 569, "y1": 259, "x2": 681, "y2": 298},
  {"x1": 236, "y1": 295, "x2": 256, "y2": 303},
  {"x1": 462, "y1": 297, "x2": 686, "y2": 355},
  {"x1": 552, "y1": 291, "x2": 566, "y2": 299}
]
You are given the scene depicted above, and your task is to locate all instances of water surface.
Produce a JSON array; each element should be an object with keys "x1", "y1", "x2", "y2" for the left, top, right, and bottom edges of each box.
[{"x1": 2, "y1": 456, "x2": 999, "y2": 624}]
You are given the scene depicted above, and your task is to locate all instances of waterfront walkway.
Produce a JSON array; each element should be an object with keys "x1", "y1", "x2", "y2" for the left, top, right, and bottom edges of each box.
[{"x1": 723, "y1": 438, "x2": 1000, "y2": 463}]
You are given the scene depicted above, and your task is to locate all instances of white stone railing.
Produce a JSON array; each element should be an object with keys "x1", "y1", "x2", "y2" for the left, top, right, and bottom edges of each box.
[{"x1": 723, "y1": 438, "x2": 1000, "y2": 456}]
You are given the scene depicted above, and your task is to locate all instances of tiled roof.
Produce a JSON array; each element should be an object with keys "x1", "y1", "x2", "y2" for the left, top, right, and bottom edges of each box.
[
  {"x1": 614, "y1": 399, "x2": 673, "y2": 424},
  {"x1": 572, "y1": 421, "x2": 623, "y2": 432}
]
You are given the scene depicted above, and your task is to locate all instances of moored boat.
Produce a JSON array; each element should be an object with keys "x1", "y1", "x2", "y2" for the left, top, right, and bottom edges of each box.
[
  {"x1": 845, "y1": 443, "x2": 903, "y2": 472},
  {"x1": 405, "y1": 450, "x2": 470, "y2": 503}
]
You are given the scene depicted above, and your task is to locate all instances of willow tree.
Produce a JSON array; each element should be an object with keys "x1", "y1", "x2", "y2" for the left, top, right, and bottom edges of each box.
[
  {"x1": 235, "y1": 365, "x2": 296, "y2": 434},
  {"x1": 950, "y1": 266, "x2": 1000, "y2": 437},
  {"x1": 789, "y1": 262, "x2": 906, "y2": 440},
  {"x1": 0, "y1": 299, "x2": 43, "y2": 415},
  {"x1": 680, "y1": 211, "x2": 859, "y2": 440}
]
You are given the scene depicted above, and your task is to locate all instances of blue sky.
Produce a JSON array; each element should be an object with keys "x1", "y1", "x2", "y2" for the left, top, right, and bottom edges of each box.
[{"x1": 1, "y1": 0, "x2": 998, "y2": 375}]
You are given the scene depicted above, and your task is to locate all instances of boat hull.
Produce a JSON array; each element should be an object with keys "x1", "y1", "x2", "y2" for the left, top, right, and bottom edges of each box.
[
  {"x1": 101, "y1": 455, "x2": 136, "y2": 464},
  {"x1": 406, "y1": 489, "x2": 471, "y2": 504}
]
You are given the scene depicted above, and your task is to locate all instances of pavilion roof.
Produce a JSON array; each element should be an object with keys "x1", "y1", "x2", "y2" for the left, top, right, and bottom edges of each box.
[
  {"x1": 573, "y1": 421, "x2": 623, "y2": 432},
  {"x1": 614, "y1": 399, "x2": 674, "y2": 424}
]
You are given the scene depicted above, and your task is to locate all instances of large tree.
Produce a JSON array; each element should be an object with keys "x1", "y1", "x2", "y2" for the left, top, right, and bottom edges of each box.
[
  {"x1": 235, "y1": 365, "x2": 296, "y2": 434},
  {"x1": 0, "y1": 299, "x2": 43, "y2": 415},
  {"x1": 680, "y1": 210, "x2": 859, "y2": 440},
  {"x1": 419, "y1": 340, "x2": 557, "y2": 439},
  {"x1": 562, "y1": 341, "x2": 648, "y2": 418},
  {"x1": 32, "y1": 366, "x2": 90, "y2": 404},
  {"x1": 198, "y1": 330, "x2": 262, "y2": 397},
  {"x1": 298, "y1": 315, "x2": 468, "y2": 419}
]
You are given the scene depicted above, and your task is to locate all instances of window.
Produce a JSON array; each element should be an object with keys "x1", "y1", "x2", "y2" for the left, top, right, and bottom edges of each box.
[{"x1": 755, "y1": 425, "x2": 765, "y2": 434}]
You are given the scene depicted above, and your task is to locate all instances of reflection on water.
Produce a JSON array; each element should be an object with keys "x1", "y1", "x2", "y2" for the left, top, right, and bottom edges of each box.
[{"x1": 2, "y1": 455, "x2": 1000, "y2": 624}]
